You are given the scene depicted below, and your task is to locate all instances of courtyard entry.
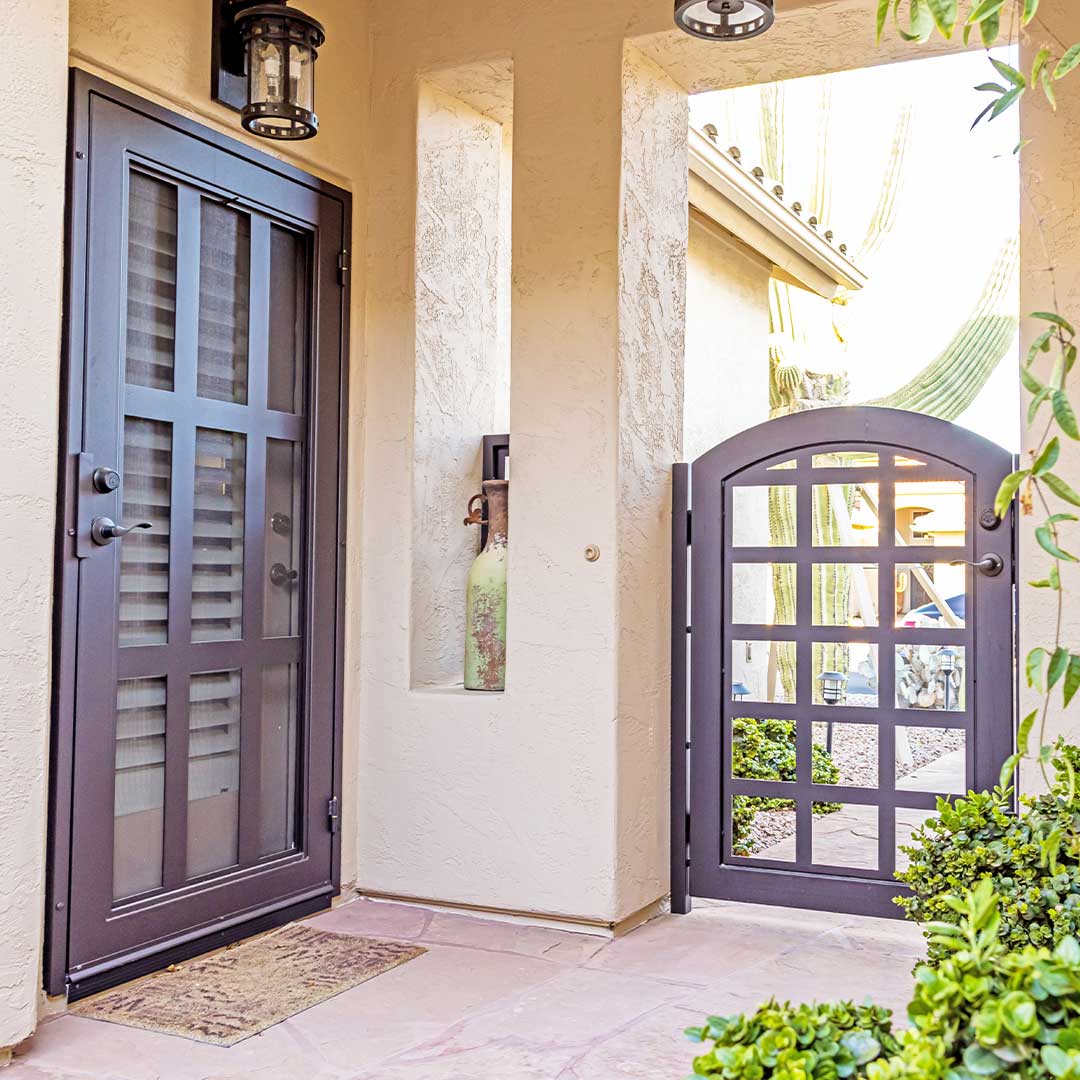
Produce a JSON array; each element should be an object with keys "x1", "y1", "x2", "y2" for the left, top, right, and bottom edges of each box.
[
  {"x1": 671, "y1": 406, "x2": 1015, "y2": 917},
  {"x1": 47, "y1": 74, "x2": 349, "y2": 998}
]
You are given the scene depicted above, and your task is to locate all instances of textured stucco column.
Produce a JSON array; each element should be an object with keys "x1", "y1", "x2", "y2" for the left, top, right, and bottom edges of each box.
[
  {"x1": 1019, "y1": 1, "x2": 1080, "y2": 791},
  {"x1": 0, "y1": 0, "x2": 68, "y2": 1048}
]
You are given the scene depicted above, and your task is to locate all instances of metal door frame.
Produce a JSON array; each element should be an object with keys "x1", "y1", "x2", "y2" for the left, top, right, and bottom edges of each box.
[
  {"x1": 46, "y1": 70, "x2": 350, "y2": 996},
  {"x1": 672, "y1": 407, "x2": 1016, "y2": 917}
]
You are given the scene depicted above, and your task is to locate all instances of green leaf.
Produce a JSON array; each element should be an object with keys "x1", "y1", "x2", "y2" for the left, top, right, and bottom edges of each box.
[
  {"x1": 924, "y1": 0, "x2": 958, "y2": 35},
  {"x1": 1021, "y1": 365, "x2": 1045, "y2": 394},
  {"x1": 991, "y1": 85, "x2": 1024, "y2": 119},
  {"x1": 894, "y1": 0, "x2": 935, "y2": 41},
  {"x1": 1030, "y1": 386, "x2": 1052, "y2": 424},
  {"x1": 1023, "y1": 0, "x2": 1040, "y2": 24},
  {"x1": 1049, "y1": 646, "x2": 1069, "y2": 690},
  {"x1": 1044, "y1": 66, "x2": 1058, "y2": 110},
  {"x1": 967, "y1": 0, "x2": 1006, "y2": 24},
  {"x1": 995, "y1": 469, "x2": 1028, "y2": 517},
  {"x1": 990, "y1": 56, "x2": 1027, "y2": 87},
  {"x1": 1033, "y1": 47, "x2": 1052, "y2": 85},
  {"x1": 1042, "y1": 1045, "x2": 1072, "y2": 1077},
  {"x1": 1018, "y1": 709, "x2": 1038, "y2": 755},
  {"x1": 1033, "y1": 311, "x2": 1077, "y2": 335},
  {"x1": 1000, "y1": 751, "x2": 1022, "y2": 790},
  {"x1": 963, "y1": 1043, "x2": 1006, "y2": 1076},
  {"x1": 1033, "y1": 437, "x2": 1061, "y2": 476},
  {"x1": 1066, "y1": 655, "x2": 1080, "y2": 708},
  {"x1": 976, "y1": 81, "x2": 1007, "y2": 92},
  {"x1": 1055, "y1": 44, "x2": 1080, "y2": 80},
  {"x1": 876, "y1": 0, "x2": 890, "y2": 42},
  {"x1": 1054, "y1": 392, "x2": 1080, "y2": 438},
  {"x1": 1036, "y1": 520, "x2": 1080, "y2": 563},
  {"x1": 980, "y1": 9, "x2": 1001, "y2": 45},
  {"x1": 1028, "y1": 647, "x2": 1049, "y2": 691},
  {"x1": 1044, "y1": 472, "x2": 1080, "y2": 506},
  {"x1": 1028, "y1": 328, "x2": 1055, "y2": 366}
]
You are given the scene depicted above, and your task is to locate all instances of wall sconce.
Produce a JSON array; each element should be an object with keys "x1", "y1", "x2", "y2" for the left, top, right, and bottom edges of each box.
[
  {"x1": 212, "y1": 1, "x2": 326, "y2": 141},
  {"x1": 817, "y1": 670, "x2": 848, "y2": 706},
  {"x1": 674, "y1": 0, "x2": 775, "y2": 40}
]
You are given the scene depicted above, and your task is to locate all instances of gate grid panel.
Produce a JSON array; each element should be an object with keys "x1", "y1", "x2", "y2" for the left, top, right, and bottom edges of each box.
[{"x1": 673, "y1": 408, "x2": 1015, "y2": 918}]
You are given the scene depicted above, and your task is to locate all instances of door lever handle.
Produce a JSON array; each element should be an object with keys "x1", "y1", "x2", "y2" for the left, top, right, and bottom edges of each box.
[
  {"x1": 91, "y1": 517, "x2": 152, "y2": 546},
  {"x1": 950, "y1": 553, "x2": 1004, "y2": 578}
]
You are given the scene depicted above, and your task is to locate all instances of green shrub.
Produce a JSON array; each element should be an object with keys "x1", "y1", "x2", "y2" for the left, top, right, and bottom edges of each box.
[
  {"x1": 731, "y1": 718, "x2": 841, "y2": 855},
  {"x1": 866, "y1": 881, "x2": 1080, "y2": 1080},
  {"x1": 685, "y1": 999, "x2": 899, "y2": 1080},
  {"x1": 896, "y1": 740, "x2": 1080, "y2": 963}
]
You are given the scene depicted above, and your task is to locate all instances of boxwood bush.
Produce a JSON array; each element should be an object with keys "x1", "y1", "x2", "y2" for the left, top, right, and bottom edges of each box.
[
  {"x1": 685, "y1": 999, "x2": 899, "y2": 1079},
  {"x1": 732, "y1": 717, "x2": 841, "y2": 855},
  {"x1": 896, "y1": 741, "x2": 1080, "y2": 963}
]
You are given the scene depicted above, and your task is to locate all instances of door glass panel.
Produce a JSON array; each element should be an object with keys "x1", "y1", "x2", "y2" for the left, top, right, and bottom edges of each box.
[
  {"x1": 125, "y1": 173, "x2": 177, "y2": 391},
  {"x1": 812, "y1": 563, "x2": 878, "y2": 627},
  {"x1": 729, "y1": 795, "x2": 797, "y2": 861},
  {"x1": 119, "y1": 418, "x2": 172, "y2": 646},
  {"x1": 812, "y1": 721, "x2": 878, "y2": 788},
  {"x1": 896, "y1": 644, "x2": 966, "y2": 712},
  {"x1": 731, "y1": 563, "x2": 795, "y2": 625},
  {"x1": 732, "y1": 640, "x2": 796, "y2": 703},
  {"x1": 895, "y1": 480, "x2": 966, "y2": 547},
  {"x1": 731, "y1": 485, "x2": 796, "y2": 547},
  {"x1": 259, "y1": 662, "x2": 300, "y2": 856},
  {"x1": 895, "y1": 562, "x2": 966, "y2": 628},
  {"x1": 193, "y1": 429, "x2": 246, "y2": 642},
  {"x1": 187, "y1": 670, "x2": 241, "y2": 878},
  {"x1": 812, "y1": 452, "x2": 878, "y2": 468},
  {"x1": 896, "y1": 807, "x2": 937, "y2": 873},
  {"x1": 197, "y1": 201, "x2": 250, "y2": 404},
  {"x1": 267, "y1": 224, "x2": 308, "y2": 414},
  {"x1": 813, "y1": 483, "x2": 879, "y2": 546},
  {"x1": 813, "y1": 643, "x2": 879, "y2": 707},
  {"x1": 113, "y1": 677, "x2": 166, "y2": 899},
  {"x1": 812, "y1": 802, "x2": 878, "y2": 870},
  {"x1": 265, "y1": 440, "x2": 304, "y2": 637},
  {"x1": 896, "y1": 726, "x2": 967, "y2": 795},
  {"x1": 731, "y1": 717, "x2": 796, "y2": 783}
]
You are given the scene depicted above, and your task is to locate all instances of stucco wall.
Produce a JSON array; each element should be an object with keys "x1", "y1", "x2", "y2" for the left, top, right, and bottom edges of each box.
[
  {"x1": 1019, "y1": 1, "x2": 1080, "y2": 790},
  {"x1": 411, "y1": 81, "x2": 511, "y2": 689},
  {"x1": 684, "y1": 214, "x2": 773, "y2": 460},
  {"x1": 0, "y1": 0, "x2": 68, "y2": 1049}
]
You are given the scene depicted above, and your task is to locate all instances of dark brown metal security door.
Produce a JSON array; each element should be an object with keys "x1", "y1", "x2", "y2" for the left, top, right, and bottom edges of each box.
[
  {"x1": 671, "y1": 408, "x2": 1015, "y2": 918},
  {"x1": 49, "y1": 73, "x2": 348, "y2": 996}
]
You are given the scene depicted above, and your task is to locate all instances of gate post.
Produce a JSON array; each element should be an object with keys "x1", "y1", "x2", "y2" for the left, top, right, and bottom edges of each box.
[{"x1": 671, "y1": 463, "x2": 691, "y2": 914}]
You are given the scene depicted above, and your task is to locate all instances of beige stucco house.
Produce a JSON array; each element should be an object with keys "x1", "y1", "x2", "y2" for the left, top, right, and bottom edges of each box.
[{"x1": 2, "y1": 0, "x2": 1078, "y2": 1061}]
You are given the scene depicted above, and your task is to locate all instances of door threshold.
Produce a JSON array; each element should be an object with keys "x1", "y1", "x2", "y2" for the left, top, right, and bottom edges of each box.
[{"x1": 67, "y1": 889, "x2": 333, "y2": 1002}]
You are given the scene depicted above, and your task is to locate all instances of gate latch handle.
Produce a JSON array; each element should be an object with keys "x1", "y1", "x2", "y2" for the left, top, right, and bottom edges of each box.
[
  {"x1": 950, "y1": 553, "x2": 1004, "y2": 578},
  {"x1": 91, "y1": 517, "x2": 152, "y2": 546}
]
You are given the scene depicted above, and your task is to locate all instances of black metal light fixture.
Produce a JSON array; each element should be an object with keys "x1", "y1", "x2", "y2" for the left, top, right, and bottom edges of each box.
[
  {"x1": 937, "y1": 646, "x2": 960, "y2": 711},
  {"x1": 817, "y1": 671, "x2": 848, "y2": 706},
  {"x1": 212, "y1": 1, "x2": 325, "y2": 141},
  {"x1": 674, "y1": 0, "x2": 775, "y2": 40}
]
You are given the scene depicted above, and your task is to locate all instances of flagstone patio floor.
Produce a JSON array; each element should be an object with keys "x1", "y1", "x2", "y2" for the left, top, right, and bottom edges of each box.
[{"x1": 9, "y1": 896, "x2": 925, "y2": 1080}]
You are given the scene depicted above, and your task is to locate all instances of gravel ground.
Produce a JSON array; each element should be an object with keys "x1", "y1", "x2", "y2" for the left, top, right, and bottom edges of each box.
[{"x1": 743, "y1": 720, "x2": 964, "y2": 856}]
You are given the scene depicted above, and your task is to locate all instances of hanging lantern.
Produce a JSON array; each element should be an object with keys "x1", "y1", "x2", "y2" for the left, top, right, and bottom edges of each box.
[
  {"x1": 674, "y1": 0, "x2": 775, "y2": 40},
  {"x1": 212, "y1": 1, "x2": 326, "y2": 141},
  {"x1": 817, "y1": 670, "x2": 848, "y2": 706}
]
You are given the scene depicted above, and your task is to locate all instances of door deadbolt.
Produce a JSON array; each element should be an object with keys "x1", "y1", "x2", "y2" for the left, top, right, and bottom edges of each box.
[
  {"x1": 92, "y1": 466, "x2": 121, "y2": 493},
  {"x1": 91, "y1": 517, "x2": 152, "y2": 546},
  {"x1": 269, "y1": 562, "x2": 298, "y2": 587}
]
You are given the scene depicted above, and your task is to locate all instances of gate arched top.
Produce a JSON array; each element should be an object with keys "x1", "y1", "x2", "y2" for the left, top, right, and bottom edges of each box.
[{"x1": 692, "y1": 406, "x2": 1012, "y2": 483}]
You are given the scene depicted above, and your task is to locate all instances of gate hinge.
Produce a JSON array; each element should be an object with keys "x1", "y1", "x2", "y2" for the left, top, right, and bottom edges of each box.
[
  {"x1": 337, "y1": 249, "x2": 349, "y2": 286},
  {"x1": 686, "y1": 509, "x2": 692, "y2": 544},
  {"x1": 327, "y1": 796, "x2": 340, "y2": 834}
]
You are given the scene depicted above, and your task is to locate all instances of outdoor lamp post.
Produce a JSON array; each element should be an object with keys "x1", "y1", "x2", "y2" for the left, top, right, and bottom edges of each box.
[
  {"x1": 817, "y1": 671, "x2": 848, "y2": 706},
  {"x1": 937, "y1": 646, "x2": 960, "y2": 711},
  {"x1": 674, "y1": 0, "x2": 775, "y2": 40},
  {"x1": 212, "y1": 1, "x2": 326, "y2": 140}
]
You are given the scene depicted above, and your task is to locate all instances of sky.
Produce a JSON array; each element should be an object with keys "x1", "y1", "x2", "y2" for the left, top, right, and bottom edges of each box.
[{"x1": 690, "y1": 48, "x2": 1021, "y2": 451}]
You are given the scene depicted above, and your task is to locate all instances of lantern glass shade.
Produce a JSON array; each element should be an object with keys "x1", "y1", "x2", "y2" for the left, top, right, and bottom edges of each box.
[
  {"x1": 239, "y1": 5, "x2": 324, "y2": 140},
  {"x1": 937, "y1": 647, "x2": 959, "y2": 673},
  {"x1": 674, "y1": 0, "x2": 775, "y2": 40},
  {"x1": 817, "y1": 671, "x2": 848, "y2": 706}
]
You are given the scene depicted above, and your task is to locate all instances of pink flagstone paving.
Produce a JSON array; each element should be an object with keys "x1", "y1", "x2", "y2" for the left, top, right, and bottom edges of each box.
[{"x1": 9, "y1": 896, "x2": 925, "y2": 1080}]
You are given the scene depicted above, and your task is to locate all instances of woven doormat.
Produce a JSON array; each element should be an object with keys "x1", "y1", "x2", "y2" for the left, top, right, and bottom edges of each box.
[{"x1": 71, "y1": 924, "x2": 426, "y2": 1046}]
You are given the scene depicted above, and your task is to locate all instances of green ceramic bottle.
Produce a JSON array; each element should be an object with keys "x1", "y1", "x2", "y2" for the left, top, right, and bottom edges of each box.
[{"x1": 464, "y1": 479, "x2": 508, "y2": 691}]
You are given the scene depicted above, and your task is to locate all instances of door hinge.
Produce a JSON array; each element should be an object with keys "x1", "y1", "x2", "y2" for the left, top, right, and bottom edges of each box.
[
  {"x1": 686, "y1": 508, "x2": 692, "y2": 544},
  {"x1": 327, "y1": 796, "x2": 340, "y2": 834},
  {"x1": 337, "y1": 249, "x2": 349, "y2": 286}
]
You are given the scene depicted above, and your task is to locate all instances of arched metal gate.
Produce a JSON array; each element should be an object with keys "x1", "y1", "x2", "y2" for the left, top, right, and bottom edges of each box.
[{"x1": 671, "y1": 407, "x2": 1016, "y2": 918}]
